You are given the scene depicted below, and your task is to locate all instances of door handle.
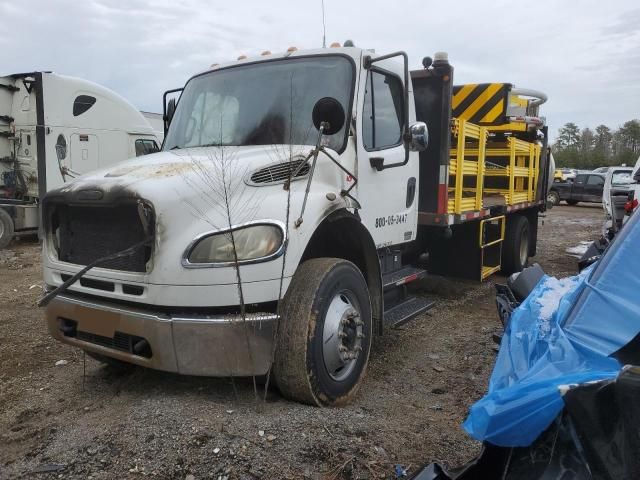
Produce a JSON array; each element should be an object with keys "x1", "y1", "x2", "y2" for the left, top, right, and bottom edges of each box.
[{"x1": 370, "y1": 157, "x2": 384, "y2": 170}]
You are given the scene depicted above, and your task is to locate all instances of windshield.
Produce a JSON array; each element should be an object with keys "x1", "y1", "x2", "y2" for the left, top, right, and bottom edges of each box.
[
  {"x1": 164, "y1": 56, "x2": 354, "y2": 152},
  {"x1": 612, "y1": 170, "x2": 633, "y2": 186}
]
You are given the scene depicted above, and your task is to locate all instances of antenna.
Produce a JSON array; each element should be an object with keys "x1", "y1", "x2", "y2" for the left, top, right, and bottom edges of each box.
[{"x1": 321, "y1": 0, "x2": 326, "y2": 48}]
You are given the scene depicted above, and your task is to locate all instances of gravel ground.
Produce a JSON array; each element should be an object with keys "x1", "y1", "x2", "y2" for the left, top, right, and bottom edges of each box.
[{"x1": 0, "y1": 205, "x2": 603, "y2": 480}]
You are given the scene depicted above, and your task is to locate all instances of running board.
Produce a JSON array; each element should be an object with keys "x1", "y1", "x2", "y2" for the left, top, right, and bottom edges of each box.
[
  {"x1": 384, "y1": 296, "x2": 434, "y2": 329},
  {"x1": 382, "y1": 266, "x2": 426, "y2": 291}
]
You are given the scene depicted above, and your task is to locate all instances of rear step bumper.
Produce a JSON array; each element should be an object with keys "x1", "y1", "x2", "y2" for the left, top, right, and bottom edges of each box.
[{"x1": 45, "y1": 293, "x2": 276, "y2": 376}]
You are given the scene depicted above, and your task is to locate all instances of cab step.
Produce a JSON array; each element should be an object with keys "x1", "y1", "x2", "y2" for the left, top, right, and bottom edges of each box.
[
  {"x1": 382, "y1": 266, "x2": 426, "y2": 291},
  {"x1": 384, "y1": 295, "x2": 434, "y2": 329}
]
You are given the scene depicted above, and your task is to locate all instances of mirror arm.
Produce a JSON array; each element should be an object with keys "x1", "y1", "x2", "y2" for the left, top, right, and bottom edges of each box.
[
  {"x1": 363, "y1": 51, "x2": 411, "y2": 171},
  {"x1": 162, "y1": 87, "x2": 184, "y2": 136},
  {"x1": 295, "y1": 123, "x2": 326, "y2": 228}
]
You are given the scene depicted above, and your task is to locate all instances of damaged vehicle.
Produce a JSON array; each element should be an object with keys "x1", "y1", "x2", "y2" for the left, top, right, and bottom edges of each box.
[
  {"x1": 412, "y1": 189, "x2": 640, "y2": 479},
  {"x1": 575, "y1": 166, "x2": 637, "y2": 270},
  {"x1": 40, "y1": 46, "x2": 553, "y2": 406}
]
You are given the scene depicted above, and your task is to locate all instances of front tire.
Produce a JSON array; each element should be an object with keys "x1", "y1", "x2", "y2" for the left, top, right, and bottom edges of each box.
[
  {"x1": 0, "y1": 209, "x2": 15, "y2": 250},
  {"x1": 274, "y1": 258, "x2": 372, "y2": 406},
  {"x1": 501, "y1": 215, "x2": 530, "y2": 275}
]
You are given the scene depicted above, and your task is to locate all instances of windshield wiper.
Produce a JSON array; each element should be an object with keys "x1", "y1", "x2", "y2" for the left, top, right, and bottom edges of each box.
[{"x1": 169, "y1": 145, "x2": 181, "y2": 150}]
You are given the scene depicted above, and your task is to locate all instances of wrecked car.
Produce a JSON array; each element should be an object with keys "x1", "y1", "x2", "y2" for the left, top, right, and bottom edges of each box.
[{"x1": 412, "y1": 199, "x2": 640, "y2": 479}]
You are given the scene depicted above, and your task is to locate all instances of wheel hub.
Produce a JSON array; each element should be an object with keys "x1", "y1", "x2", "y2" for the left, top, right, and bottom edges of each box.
[{"x1": 322, "y1": 293, "x2": 364, "y2": 381}]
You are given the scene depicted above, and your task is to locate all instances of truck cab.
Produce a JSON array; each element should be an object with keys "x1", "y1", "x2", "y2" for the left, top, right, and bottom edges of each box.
[
  {"x1": 41, "y1": 46, "x2": 551, "y2": 406},
  {"x1": 549, "y1": 172, "x2": 605, "y2": 206}
]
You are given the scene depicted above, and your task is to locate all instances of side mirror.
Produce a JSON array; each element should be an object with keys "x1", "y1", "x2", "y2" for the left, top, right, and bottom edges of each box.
[
  {"x1": 163, "y1": 87, "x2": 183, "y2": 136},
  {"x1": 408, "y1": 121, "x2": 429, "y2": 152},
  {"x1": 312, "y1": 97, "x2": 345, "y2": 135},
  {"x1": 167, "y1": 98, "x2": 177, "y2": 127}
]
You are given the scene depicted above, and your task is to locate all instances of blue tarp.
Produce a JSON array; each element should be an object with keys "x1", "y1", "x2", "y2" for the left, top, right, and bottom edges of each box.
[{"x1": 463, "y1": 210, "x2": 640, "y2": 447}]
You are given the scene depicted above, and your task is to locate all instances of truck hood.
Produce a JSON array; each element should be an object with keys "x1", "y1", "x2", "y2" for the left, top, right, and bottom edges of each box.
[
  {"x1": 65, "y1": 145, "x2": 311, "y2": 185},
  {"x1": 52, "y1": 145, "x2": 316, "y2": 215},
  {"x1": 43, "y1": 144, "x2": 332, "y2": 286}
]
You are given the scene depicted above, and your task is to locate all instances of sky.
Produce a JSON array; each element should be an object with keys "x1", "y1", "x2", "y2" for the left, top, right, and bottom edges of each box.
[{"x1": 1, "y1": 0, "x2": 639, "y2": 138}]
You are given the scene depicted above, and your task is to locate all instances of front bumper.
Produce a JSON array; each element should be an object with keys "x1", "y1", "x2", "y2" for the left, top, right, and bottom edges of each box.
[{"x1": 46, "y1": 294, "x2": 276, "y2": 376}]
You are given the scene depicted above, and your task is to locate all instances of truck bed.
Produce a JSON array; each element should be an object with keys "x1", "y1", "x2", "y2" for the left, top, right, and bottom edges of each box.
[{"x1": 411, "y1": 68, "x2": 549, "y2": 226}]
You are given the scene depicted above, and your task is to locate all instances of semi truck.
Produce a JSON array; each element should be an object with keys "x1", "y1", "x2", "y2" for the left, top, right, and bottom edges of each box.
[
  {"x1": 0, "y1": 72, "x2": 160, "y2": 248},
  {"x1": 41, "y1": 45, "x2": 553, "y2": 406}
]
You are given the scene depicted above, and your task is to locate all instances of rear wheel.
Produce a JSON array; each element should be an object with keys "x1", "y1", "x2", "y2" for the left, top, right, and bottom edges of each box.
[
  {"x1": 274, "y1": 258, "x2": 372, "y2": 406},
  {"x1": 501, "y1": 215, "x2": 530, "y2": 275},
  {"x1": 547, "y1": 190, "x2": 560, "y2": 207},
  {"x1": 566, "y1": 199, "x2": 579, "y2": 206},
  {"x1": 0, "y1": 209, "x2": 15, "y2": 250}
]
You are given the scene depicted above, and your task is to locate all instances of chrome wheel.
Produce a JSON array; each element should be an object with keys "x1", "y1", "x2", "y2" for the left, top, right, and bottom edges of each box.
[{"x1": 322, "y1": 291, "x2": 364, "y2": 382}]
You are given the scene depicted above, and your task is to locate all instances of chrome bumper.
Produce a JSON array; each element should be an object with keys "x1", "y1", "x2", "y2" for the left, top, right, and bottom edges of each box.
[{"x1": 45, "y1": 293, "x2": 276, "y2": 376}]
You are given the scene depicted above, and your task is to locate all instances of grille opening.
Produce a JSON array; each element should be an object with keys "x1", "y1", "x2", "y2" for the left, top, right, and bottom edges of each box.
[
  {"x1": 59, "y1": 318, "x2": 152, "y2": 358},
  {"x1": 249, "y1": 159, "x2": 310, "y2": 184},
  {"x1": 122, "y1": 284, "x2": 144, "y2": 296},
  {"x1": 50, "y1": 202, "x2": 153, "y2": 272},
  {"x1": 61, "y1": 274, "x2": 115, "y2": 292}
]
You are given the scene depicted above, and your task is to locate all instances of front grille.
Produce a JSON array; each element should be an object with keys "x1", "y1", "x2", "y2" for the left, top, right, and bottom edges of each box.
[
  {"x1": 53, "y1": 203, "x2": 152, "y2": 272},
  {"x1": 61, "y1": 274, "x2": 115, "y2": 292},
  {"x1": 249, "y1": 159, "x2": 310, "y2": 185}
]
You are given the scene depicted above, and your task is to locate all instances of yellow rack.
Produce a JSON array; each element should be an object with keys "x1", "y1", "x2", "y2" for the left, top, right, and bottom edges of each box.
[
  {"x1": 448, "y1": 119, "x2": 541, "y2": 214},
  {"x1": 448, "y1": 119, "x2": 488, "y2": 214}
]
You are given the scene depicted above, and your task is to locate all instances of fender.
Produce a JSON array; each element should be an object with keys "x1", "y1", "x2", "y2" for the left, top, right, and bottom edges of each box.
[{"x1": 299, "y1": 208, "x2": 383, "y2": 335}]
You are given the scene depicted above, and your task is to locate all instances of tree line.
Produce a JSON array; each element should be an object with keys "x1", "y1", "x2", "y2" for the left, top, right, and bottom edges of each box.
[{"x1": 552, "y1": 119, "x2": 640, "y2": 169}]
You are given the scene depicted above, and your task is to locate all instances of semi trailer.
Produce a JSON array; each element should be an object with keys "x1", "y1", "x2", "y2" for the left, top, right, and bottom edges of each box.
[
  {"x1": 0, "y1": 72, "x2": 160, "y2": 248},
  {"x1": 41, "y1": 45, "x2": 553, "y2": 406}
]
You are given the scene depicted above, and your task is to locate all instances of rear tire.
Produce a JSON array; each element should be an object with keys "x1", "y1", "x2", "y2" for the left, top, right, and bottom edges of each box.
[
  {"x1": 274, "y1": 258, "x2": 372, "y2": 406},
  {"x1": 566, "y1": 200, "x2": 579, "y2": 206},
  {"x1": 0, "y1": 209, "x2": 15, "y2": 250},
  {"x1": 547, "y1": 190, "x2": 560, "y2": 207},
  {"x1": 501, "y1": 215, "x2": 530, "y2": 275}
]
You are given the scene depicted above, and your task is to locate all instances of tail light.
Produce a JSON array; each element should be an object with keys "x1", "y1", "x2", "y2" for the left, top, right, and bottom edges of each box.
[{"x1": 624, "y1": 198, "x2": 638, "y2": 213}]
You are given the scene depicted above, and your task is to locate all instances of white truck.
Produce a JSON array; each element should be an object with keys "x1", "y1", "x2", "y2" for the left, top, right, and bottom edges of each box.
[
  {"x1": 41, "y1": 46, "x2": 553, "y2": 406},
  {"x1": 0, "y1": 72, "x2": 160, "y2": 248}
]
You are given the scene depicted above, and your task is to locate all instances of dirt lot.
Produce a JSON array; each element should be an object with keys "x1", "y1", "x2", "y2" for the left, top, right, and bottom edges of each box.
[{"x1": 0, "y1": 205, "x2": 603, "y2": 480}]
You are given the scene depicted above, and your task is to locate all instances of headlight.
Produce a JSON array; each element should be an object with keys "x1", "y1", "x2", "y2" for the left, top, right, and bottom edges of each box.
[{"x1": 185, "y1": 223, "x2": 284, "y2": 266}]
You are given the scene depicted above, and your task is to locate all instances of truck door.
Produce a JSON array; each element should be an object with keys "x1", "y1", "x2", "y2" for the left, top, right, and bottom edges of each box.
[
  {"x1": 572, "y1": 174, "x2": 587, "y2": 200},
  {"x1": 585, "y1": 174, "x2": 604, "y2": 202},
  {"x1": 356, "y1": 64, "x2": 419, "y2": 248},
  {"x1": 69, "y1": 133, "x2": 99, "y2": 174}
]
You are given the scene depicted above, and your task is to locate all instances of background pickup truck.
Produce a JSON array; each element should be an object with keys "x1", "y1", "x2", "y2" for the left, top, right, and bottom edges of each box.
[{"x1": 548, "y1": 172, "x2": 605, "y2": 206}]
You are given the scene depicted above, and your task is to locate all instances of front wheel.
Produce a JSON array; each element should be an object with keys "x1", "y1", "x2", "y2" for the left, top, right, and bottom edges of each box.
[{"x1": 274, "y1": 258, "x2": 372, "y2": 406}]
